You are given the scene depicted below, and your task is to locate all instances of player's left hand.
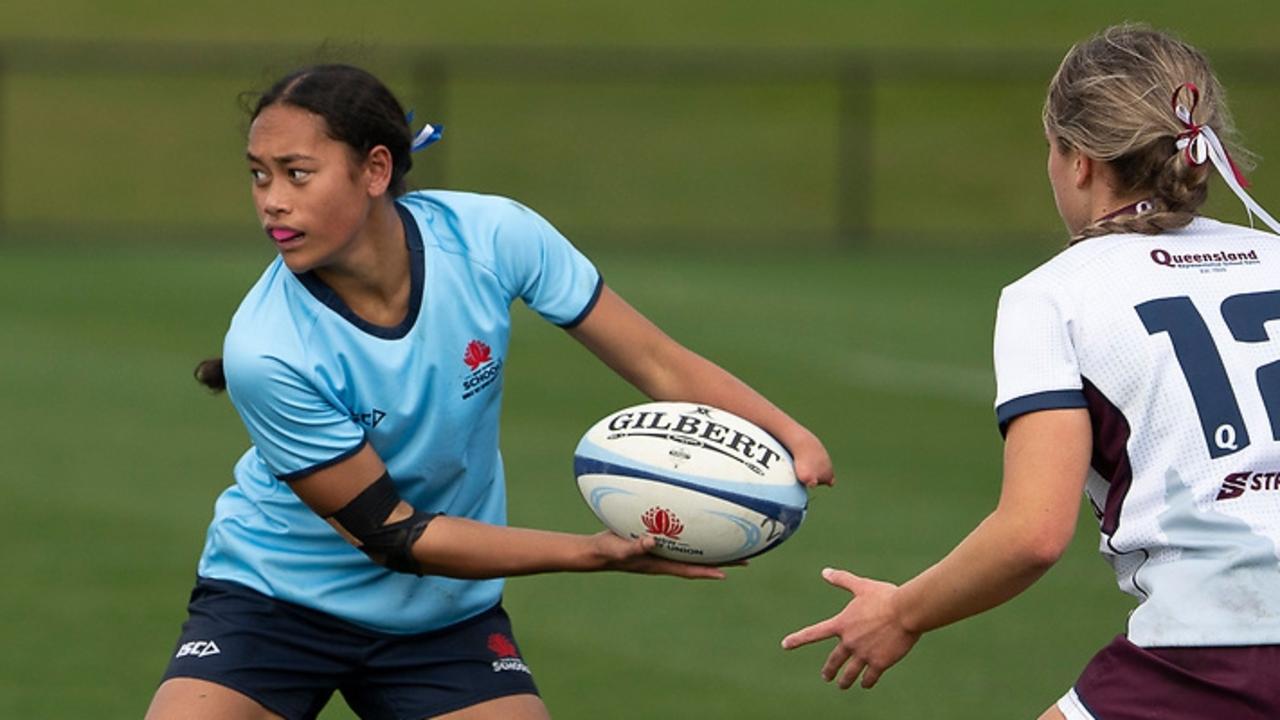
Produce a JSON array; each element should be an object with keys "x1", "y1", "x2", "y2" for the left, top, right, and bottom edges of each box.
[
  {"x1": 780, "y1": 568, "x2": 919, "y2": 689},
  {"x1": 788, "y1": 430, "x2": 835, "y2": 488}
]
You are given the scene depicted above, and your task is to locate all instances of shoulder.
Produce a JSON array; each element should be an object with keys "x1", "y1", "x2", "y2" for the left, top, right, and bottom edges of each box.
[
  {"x1": 1170, "y1": 216, "x2": 1280, "y2": 248},
  {"x1": 398, "y1": 190, "x2": 549, "y2": 251},
  {"x1": 1000, "y1": 233, "x2": 1160, "y2": 307},
  {"x1": 223, "y1": 258, "x2": 317, "y2": 387},
  {"x1": 398, "y1": 190, "x2": 571, "y2": 284}
]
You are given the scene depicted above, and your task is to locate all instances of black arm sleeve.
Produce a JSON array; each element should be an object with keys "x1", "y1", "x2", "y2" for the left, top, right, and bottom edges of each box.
[{"x1": 325, "y1": 471, "x2": 438, "y2": 575}]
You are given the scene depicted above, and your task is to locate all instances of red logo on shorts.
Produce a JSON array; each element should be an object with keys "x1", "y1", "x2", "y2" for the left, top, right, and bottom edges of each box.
[
  {"x1": 487, "y1": 632, "x2": 531, "y2": 674},
  {"x1": 464, "y1": 340, "x2": 492, "y2": 371},
  {"x1": 488, "y1": 633, "x2": 519, "y2": 658},
  {"x1": 642, "y1": 507, "x2": 684, "y2": 539}
]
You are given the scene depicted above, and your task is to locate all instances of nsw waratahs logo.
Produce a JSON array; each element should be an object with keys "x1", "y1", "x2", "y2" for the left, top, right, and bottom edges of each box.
[
  {"x1": 487, "y1": 633, "x2": 530, "y2": 674},
  {"x1": 641, "y1": 507, "x2": 684, "y2": 539},
  {"x1": 461, "y1": 339, "x2": 503, "y2": 400}
]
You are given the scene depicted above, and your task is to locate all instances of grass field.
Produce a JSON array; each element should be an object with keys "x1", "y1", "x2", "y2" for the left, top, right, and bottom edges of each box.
[
  {"x1": 0, "y1": 242, "x2": 1135, "y2": 718},
  {"x1": 5, "y1": 2, "x2": 1280, "y2": 718}
]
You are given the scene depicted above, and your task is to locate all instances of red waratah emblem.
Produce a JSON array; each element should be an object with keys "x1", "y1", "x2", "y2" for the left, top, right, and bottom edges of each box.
[
  {"x1": 488, "y1": 633, "x2": 519, "y2": 658},
  {"x1": 464, "y1": 340, "x2": 492, "y2": 371},
  {"x1": 641, "y1": 507, "x2": 684, "y2": 539}
]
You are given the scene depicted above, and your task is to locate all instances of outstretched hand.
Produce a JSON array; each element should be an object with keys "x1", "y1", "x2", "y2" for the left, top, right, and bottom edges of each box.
[
  {"x1": 591, "y1": 531, "x2": 730, "y2": 579},
  {"x1": 781, "y1": 568, "x2": 919, "y2": 689}
]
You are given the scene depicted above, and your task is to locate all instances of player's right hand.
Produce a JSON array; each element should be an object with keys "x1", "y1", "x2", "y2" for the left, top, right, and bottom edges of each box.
[{"x1": 780, "y1": 568, "x2": 920, "y2": 689}]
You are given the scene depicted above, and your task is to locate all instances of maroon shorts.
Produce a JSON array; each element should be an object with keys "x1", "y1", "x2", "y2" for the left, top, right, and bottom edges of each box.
[{"x1": 1064, "y1": 634, "x2": 1280, "y2": 720}]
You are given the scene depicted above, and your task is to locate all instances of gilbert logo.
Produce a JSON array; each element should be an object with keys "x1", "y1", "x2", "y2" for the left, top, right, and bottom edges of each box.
[
  {"x1": 487, "y1": 633, "x2": 530, "y2": 674},
  {"x1": 175, "y1": 640, "x2": 221, "y2": 659},
  {"x1": 1216, "y1": 471, "x2": 1280, "y2": 500},
  {"x1": 641, "y1": 507, "x2": 684, "y2": 539},
  {"x1": 461, "y1": 340, "x2": 503, "y2": 400},
  {"x1": 605, "y1": 406, "x2": 782, "y2": 476}
]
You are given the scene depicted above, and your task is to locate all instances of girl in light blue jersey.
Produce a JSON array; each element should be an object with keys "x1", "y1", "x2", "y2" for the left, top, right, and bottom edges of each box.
[{"x1": 146, "y1": 65, "x2": 833, "y2": 720}]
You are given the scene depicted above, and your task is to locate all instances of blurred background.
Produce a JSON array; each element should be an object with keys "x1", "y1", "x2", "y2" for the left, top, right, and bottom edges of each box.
[{"x1": 3, "y1": 2, "x2": 1278, "y2": 718}]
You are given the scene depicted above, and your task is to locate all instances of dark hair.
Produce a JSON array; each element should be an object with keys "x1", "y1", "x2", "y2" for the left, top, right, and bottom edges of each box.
[
  {"x1": 195, "y1": 64, "x2": 416, "y2": 393},
  {"x1": 252, "y1": 63, "x2": 416, "y2": 196},
  {"x1": 195, "y1": 358, "x2": 226, "y2": 392}
]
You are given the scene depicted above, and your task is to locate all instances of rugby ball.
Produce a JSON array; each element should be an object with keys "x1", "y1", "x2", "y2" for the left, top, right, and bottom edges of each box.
[{"x1": 573, "y1": 401, "x2": 807, "y2": 564}]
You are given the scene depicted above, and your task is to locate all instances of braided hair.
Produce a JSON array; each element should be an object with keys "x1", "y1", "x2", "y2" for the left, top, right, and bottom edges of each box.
[{"x1": 1043, "y1": 24, "x2": 1251, "y2": 243}]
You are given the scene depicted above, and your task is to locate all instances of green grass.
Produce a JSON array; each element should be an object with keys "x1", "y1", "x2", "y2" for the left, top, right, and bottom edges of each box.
[
  {"x1": 3, "y1": 3, "x2": 1279, "y2": 717},
  {"x1": 0, "y1": 243, "x2": 1132, "y2": 718}
]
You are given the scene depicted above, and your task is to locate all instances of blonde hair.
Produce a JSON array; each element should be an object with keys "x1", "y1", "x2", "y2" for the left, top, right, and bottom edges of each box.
[{"x1": 1043, "y1": 24, "x2": 1250, "y2": 242}]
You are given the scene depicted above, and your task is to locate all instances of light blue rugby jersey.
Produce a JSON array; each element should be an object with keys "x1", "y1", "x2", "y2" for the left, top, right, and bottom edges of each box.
[{"x1": 197, "y1": 190, "x2": 602, "y2": 634}]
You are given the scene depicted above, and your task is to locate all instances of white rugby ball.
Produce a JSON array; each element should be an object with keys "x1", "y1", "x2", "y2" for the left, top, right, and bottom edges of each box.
[{"x1": 573, "y1": 401, "x2": 807, "y2": 564}]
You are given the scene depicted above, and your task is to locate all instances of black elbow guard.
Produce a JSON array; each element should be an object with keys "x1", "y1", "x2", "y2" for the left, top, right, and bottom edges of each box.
[{"x1": 327, "y1": 472, "x2": 437, "y2": 575}]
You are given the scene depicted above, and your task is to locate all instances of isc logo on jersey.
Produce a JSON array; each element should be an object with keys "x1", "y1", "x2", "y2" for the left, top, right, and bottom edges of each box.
[{"x1": 461, "y1": 340, "x2": 503, "y2": 400}]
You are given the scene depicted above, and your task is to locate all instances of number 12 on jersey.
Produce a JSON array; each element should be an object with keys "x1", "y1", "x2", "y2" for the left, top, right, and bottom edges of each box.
[{"x1": 1137, "y1": 291, "x2": 1280, "y2": 458}]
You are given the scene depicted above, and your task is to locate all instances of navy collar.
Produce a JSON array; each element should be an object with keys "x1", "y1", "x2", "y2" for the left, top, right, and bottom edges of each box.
[{"x1": 296, "y1": 202, "x2": 425, "y2": 340}]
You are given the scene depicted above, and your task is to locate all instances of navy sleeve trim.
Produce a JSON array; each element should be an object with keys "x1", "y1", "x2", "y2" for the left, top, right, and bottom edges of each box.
[
  {"x1": 277, "y1": 437, "x2": 369, "y2": 483},
  {"x1": 996, "y1": 390, "x2": 1087, "y2": 436},
  {"x1": 559, "y1": 273, "x2": 605, "y2": 329}
]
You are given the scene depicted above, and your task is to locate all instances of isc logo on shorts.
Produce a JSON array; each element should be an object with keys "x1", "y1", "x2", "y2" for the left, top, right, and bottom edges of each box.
[{"x1": 175, "y1": 640, "x2": 222, "y2": 659}]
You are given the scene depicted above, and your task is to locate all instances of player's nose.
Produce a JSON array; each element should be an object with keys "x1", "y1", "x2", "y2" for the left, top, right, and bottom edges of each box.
[{"x1": 262, "y1": 189, "x2": 290, "y2": 217}]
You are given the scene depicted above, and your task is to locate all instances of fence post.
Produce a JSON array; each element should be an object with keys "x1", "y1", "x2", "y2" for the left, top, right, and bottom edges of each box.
[
  {"x1": 837, "y1": 55, "x2": 874, "y2": 246},
  {"x1": 412, "y1": 53, "x2": 450, "y2": 191},
  {"x1": 0, "y1": 48, "x2": 6, "y2": 239}
]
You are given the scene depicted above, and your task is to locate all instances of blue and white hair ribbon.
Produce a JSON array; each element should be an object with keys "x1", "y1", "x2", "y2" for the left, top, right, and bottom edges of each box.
[
  {"x1": 405, "y1": 110, "x2": 444, "y2": 152},
  {"x1": 1173, "y1": 83, "x2": 1280, "y2": 234}
]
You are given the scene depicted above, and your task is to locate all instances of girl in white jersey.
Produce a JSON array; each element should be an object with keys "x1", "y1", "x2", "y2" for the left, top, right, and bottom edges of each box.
[
  {"x1": 145, "y1": 64, "x2": 834, "y2": 720},
  {"x1": 782, "y1": 24, "x2": 1280, "y2": 719}
]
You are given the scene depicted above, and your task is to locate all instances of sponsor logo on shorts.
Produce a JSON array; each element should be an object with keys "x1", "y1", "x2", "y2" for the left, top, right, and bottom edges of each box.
[
  {"x1": 462, "y1": 340, "x2": 503, "y2": 400},
  {"x1": 487, "y1": 633, "x2": 530, "y2": 674},
  {"x1": 1216, "y1": 470, "x2": 1280, "y2": 501},
  {"x1": 175, "y1": 640, "x2": 222, "y2": 659},
  {"x1": 1150, "y1": 247, "x2": 1261, "y2": 272},
  {"x1": 641, "y1": 507, "x2": 684, "y2": 539}
]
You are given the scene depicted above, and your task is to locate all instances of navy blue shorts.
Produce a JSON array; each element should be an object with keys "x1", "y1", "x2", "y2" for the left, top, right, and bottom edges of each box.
[{"x1": 160, "y1": 578, "x2": 539, "y2": 720}]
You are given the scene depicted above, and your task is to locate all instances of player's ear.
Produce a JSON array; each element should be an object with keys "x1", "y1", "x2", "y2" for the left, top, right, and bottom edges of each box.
[
  {"x1": 363, "y1": 145, "x2": 394, "y2": 197},
  {"x1": 1073, "y1": 152, "x2": 1093, "y2": 189}
]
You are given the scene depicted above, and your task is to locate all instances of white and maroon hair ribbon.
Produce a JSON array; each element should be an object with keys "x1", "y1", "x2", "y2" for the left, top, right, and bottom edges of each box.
[{"x1": 1173, "y1": 82, "x2": 1280, "y2": 234}]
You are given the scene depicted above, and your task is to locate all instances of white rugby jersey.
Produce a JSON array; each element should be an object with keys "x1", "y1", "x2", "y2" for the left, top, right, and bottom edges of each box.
[{"x1": 994, "y1": 217, "x2": 1280, "y2": 647}]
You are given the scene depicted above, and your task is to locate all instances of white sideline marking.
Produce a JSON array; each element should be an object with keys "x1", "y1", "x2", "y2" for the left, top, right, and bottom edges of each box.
[{"x1": 833, "y1": 351, "x2": 993, "y2": 403}]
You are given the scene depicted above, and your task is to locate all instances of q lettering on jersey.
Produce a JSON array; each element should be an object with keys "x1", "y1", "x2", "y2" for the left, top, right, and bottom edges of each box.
[{"x1": 1215, "y1": 423, "x2": 1240, "y2": 452}]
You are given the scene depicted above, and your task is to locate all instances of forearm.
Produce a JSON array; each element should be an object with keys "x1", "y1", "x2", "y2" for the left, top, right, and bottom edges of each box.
[
  {"x1": 891, "y1": 510, "x2": 1059, "y2": 634},
  {"x1": 642, "y1": 345, "x2": 817, "y2": 453},
  {"x1": 568, "y1": 286, "x2": 831, "y2": 484},
  {"x1": 412, "y1": 516, "x2": 598, "y2": 579}
]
